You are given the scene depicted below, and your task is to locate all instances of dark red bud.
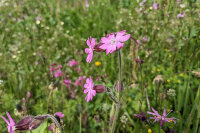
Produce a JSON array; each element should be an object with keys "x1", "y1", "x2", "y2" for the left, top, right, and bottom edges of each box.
[
  {"x1": 15, "y1": 115, "x2": 48, "y2": 131},
  {"x1": 94, "y1": 84, "x2": 105, "y2": 93},
  {"x1": 94, "y1": 43, "x2": 105, "y2": 52}
]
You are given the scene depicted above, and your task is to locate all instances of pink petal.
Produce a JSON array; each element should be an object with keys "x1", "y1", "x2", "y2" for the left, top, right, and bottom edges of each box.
[
  {"x1": 116, "y1": 30, "x2": 126, "y2": 37},
  {"x1": 7, "y1": 112, "x2": 15, "y2": 126},
  {"x1": 86, "y1": 53, "x2": 93, "y2": 63},
  {"x1": 91, "y1": 38, "x2": 95, "y2": 47},
  {"x1": 85, "y1": 48, "x2": 90, "y2": 54},
  {"x1": 116, "y1": 42, "x2": 124, "y2": 49},
  {"x1": 1, "y1": 116, "x2": 9, "y2": 125},
  {"x1": 87, "y1": 38, "x2": 90, "y2": 46},
  {"x1": 100, "y1": 37, "x2": 110, "y2": 44},
  {"x1": 163, "y1": 108, "x2": 166, "y2": 117},
  {"x1": 116, "y1": 34, "x2": 130, "y2": 42},
  {"x1": 84, "y1": 88, "x2": 89, "y2": 93}
]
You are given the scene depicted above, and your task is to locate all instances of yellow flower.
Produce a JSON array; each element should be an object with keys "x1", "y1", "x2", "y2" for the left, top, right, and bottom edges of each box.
[
  {"x1": 167, "y1": 79, "x2": 170, "y2": 83},
  {"x1": 180, "y1": 73, "x2": 183, "y2": 77},
  {"x1": 177, "y1": 80, "x2": 181, "y2": 83},
  {"x1": 168, "y1": 54, "x2": 172, "y2": 58},
  {"x1": 148, "y1": 129, "x2": 152, "y2": 133},
  {"x1": 169, "y1": 119, "x2": 173, "y2": 122},
  {"x1": 95, "y1": 61, "x2": 101, "y2": 66},
  {"x1": 157, "y1": 69, "x2": 160, "y2": 72}
]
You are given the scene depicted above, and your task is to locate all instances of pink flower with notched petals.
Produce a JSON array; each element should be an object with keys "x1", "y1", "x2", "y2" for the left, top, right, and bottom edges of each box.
[
  {"x1": 84, "y1": 77, "x2": 96, "y2": 102},
  {"x1": 49, "y1": 63, "x2": 63, "y2": 77},
  {"x1": 85, "y1": 37, "x2": 95, "y2": 63},
  {"x1": 99, "y1": 30, "x2": 130, "y2": 54},
  {"x1": 69, "y1": 59, "x2": 79, "y2": 67},
  {"x1": 54, "y1": 70, "x2": 63, "y2": 77},
  {"x1": 147, "y1": 108, "x2": 176, "y2": 127},
  {"x1": 63, "y1": 79, "x2": 71, "y2": 88},
  {"x1": 1, "y1": 112, "x2": 15, "y2": 133}
]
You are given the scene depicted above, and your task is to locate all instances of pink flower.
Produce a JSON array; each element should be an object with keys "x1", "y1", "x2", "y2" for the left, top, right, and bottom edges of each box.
[
  {"x1": 136, "y1": 40, "x2": 141, "y2": 45},
  {"x1": 69, "y1": 59, "x2": 79, "y2": 67},
  {"x1": 177, "y1": 11, "x2": 185, "y2": 18},
  {"x1": 142, "y1": 36, "x2": 147, "y2": 42},
  {"x1": 49, "y1": 63, "x2": 63, "y2": 77},
  {"x1": 99, "y1": 30, "x2": 130, "y2": 54},
  {"x1": 26, "y1": 91, "x2": 32, "y2": 98},
  {"x1": 75, "y1": 76, "x2": 86, "y2": 87},
  {"x1": 85, "y1": 37, "x2": 95, "y2": 63},
  {"x1": 54, "y1": 70, "x2": 63, "y2": 77},
  {"x1": 84, "y1": 76, "x2": 96, "y2": 102},
  {"x1": 48, "y1": 123, "x2": 55, "y2": 131},
  {"x1": 153, "y1": 3, "x2": 158, "y2": 10},
  {"x1": 147, "y1": 108, "x2": 176, "y2": 127},
  {"x1": 54, "y1": 112, "x2": 64, "y2": 119},
  {"x1": 1, "y1": 112, "x2": 15, "y2": 133},
  {"x1": 64, "y1": 79, "x2": 71, "y2": 88}
]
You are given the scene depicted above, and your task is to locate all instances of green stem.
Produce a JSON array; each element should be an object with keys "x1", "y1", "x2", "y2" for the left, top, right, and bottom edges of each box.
[
  {"x1": 110, "y1": 50, "x2": 122, "y2": 133},
  {"x1": 80, "y1": 113, "x2": 82, "y2": 133}
]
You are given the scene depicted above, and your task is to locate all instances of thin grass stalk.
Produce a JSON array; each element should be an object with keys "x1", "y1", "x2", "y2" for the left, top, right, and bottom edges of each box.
[{"x1": 110, "y1": 50, "x2": 122, "y2": 133}]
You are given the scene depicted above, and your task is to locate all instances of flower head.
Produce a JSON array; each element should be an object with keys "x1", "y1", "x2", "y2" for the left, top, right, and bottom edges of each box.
[
  {"x1": 177, "y1": 11, "x2": 185, "y2": 18},
  {"x1": 99, "y1": 30, "x2": 130, "y2": 54},
  {"x1": 54, "y1": 112, "x2": 64, "y2": 119},
  {"x1": 84, "y1": 76, "x2": 96, "y2": 102},
  {"x1": 143, "y1": 36, "x2": 147, "y2": 42},
  {"x1": 1, "y1": 112, "x2": 15, "y2": 133},
  {"x1": 147, "y1": 108, "x2": 176, "y2": 127},
  {"x1": 153, "y1": 3, "x2": 158, "y2": 10},
  {"x1": 49, "y1": 63, "x2": 63, "y2": 78},
  {"x1": 85, "y1": 37, "x2": 95, "y2": 63},
  {"x1": 54, "y1": 70, "x2": 63, "y2": 77},
  {"x1": 69, "y1": 59, "x2": 79, "y2": 67},
  {"x1": 63, "y1": 79, "x2": 71, "y2": 88}
]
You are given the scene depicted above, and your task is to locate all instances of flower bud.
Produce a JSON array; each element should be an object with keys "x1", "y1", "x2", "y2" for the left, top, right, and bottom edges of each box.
[
  {"x1": 114, "y1": 81, "x2": 124, "y2": 92},
  {"x1": 26, "y1": 91, "x2": 32, "y2": 98},
  {"x1": 94, "y1": 84, "x2": 105, "y2": 93},
  {"x1": 135, "y1": 56, "x2": 144, "y2": 65},
  {"x1": 94, "y1": 43, "x2": 105, "y2": 52}
]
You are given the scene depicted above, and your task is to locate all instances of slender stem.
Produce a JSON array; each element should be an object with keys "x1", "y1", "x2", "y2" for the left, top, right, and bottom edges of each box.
[
  {"x1": 111, "y1": 104, "x2": 120, "y2": 133},
  {"x1": 47, "y1": 114, "x2": 63, "y2": 133},
  {"x1": 118, "y1": 50, "x2": 122, "y2": 96},
  {"x1": 110, "y1": 50, "x2": 122, "y2": 133},
  {"x1": 80, "y1": 113, "x2": 82, "y2": 133},
  {"x1": 159, "y1": 126, "x2": 161, "y2": 133}
]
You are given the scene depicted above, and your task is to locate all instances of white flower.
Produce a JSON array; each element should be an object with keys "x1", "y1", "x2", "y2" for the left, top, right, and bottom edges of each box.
[{"x1": 180, "y1": 4, "x2": 186, "y2": 8}]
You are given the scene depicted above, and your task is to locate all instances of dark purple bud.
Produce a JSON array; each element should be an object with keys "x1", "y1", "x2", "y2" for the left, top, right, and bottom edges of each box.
[
  {"x1": 135, "y1": 56, "x2": 144, "y2": 65},
  {"x1": 94, "y1": 43, "x2": 105, "y2": 52},
  {"x1": 165, "y1": 128, "x2": 175, "y2": 133},
  {"x1": 134, "y1": 112, "x2": 148, "y2": 122},
  {"x1": 94, "y1": 115, "x2": 100, "y2": 123},
  {"x1": 114, "y1": 81, "x2": 124, "y2": 92},
  {"x1": 15, "y1": 115, "x2": 48, "y2": 131},
  {"x1": 94, "y1": 84, "x2": 105, "y2": 93},
  {"x1": 15, "y1": 116, "x2": 34, "y2": 131}
]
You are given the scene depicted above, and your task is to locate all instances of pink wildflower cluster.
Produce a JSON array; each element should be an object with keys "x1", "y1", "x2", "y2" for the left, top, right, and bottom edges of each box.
[
  {"x1": 84, "y1": 30, "x2": 130, "y2": 102},
  {"x1": 49, "y1": 63, "x2": 63, "y2": 77}
]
